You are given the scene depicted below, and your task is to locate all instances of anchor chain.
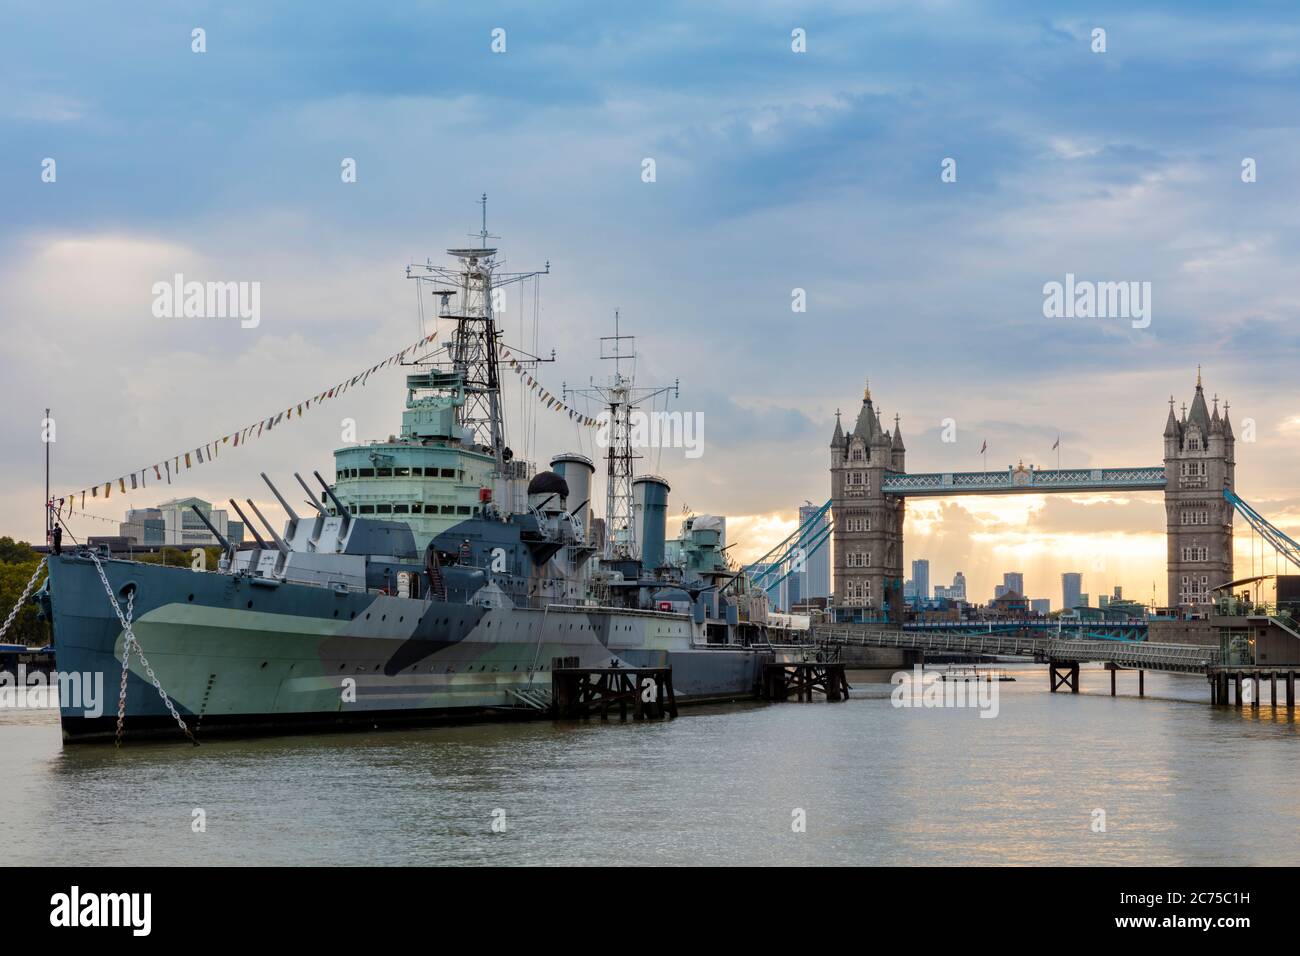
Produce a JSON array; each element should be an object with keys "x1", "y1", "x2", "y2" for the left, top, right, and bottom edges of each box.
[
  {"x1": 85, "y1": 551, "x2": 197, "y2": 747},
  {"x1": 0, "y1": 557, "x2": 47, "y2": 642}
]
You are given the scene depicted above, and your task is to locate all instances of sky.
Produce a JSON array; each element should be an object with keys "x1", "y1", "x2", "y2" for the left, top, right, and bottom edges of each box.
[{"x1": 2, "y1": 0, "x2": 1299, "y2": 608}]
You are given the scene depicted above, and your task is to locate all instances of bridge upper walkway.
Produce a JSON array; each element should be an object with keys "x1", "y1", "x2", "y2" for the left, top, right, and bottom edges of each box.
[
  {"x1": 811, "y1": 624, "x2": 1216, "y2": 674},
  {"x1": 880, "y1": 466, "x2": 1166, "y2": 497}
]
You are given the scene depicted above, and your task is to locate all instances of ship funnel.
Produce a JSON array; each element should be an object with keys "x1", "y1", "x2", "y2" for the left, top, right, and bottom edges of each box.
[
  {"x1": 550, "y1": 454, "x2": 595, "y2": 542},
  {"x1": 632, "y1": 475, "x2": 670, "y2": 569}
]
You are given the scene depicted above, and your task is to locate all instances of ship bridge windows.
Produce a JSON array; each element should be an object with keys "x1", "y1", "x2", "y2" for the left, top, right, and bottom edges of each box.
[
  {"x1": 358, "y1": 505, "x2": 375, "y2": 514},
  {"x1": 377, "y1": 468, "x2": 392, "y2": 477},
  {"x1": 377, "y1": 504, "x2": 392, "y2": 514},
  {"x1": 359, "y1": 468, "x2": 375, "y2": 478},
  {"x1": 393, "y1": 504, "x2": 409, "y2": 514},
  {"x1": 394, "y1": 467, "x2": 410, "y2": 477}
]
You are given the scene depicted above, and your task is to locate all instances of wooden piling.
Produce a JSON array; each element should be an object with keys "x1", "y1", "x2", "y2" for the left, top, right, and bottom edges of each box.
[
  {"x1": 551, "y1": 666, "x2": 677, "y2": 722},
  {"x1": 761, "y1": 661, "x2": 849, "y2": 703}
]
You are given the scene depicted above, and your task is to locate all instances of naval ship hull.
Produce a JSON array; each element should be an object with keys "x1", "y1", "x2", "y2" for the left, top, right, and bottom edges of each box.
[{"x1": 44, "y1": 554, "x2": 767, "y2": 743}]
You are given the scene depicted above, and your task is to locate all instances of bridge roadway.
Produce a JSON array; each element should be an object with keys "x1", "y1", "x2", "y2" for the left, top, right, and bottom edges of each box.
[{"x1": 811, "y1": 623, "x2": 1216, "y2": 674}]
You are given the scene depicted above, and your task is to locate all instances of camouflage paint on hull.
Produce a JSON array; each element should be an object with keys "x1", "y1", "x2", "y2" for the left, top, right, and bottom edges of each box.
[{"x1": 45, "y1": 554, "x2": 765, "y2": 743}]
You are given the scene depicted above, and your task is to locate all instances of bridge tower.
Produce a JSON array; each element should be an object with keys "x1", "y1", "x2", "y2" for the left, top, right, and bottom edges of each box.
[
  {"x1": 830, "y1": 382, "x2": 906, "y2": 624},
  {"x1": 1163, "y1": 370, "x2": 1235, "y2": 616}
]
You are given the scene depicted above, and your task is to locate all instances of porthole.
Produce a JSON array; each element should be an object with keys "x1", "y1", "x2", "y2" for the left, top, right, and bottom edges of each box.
[
  {"x1": 247, "y1": 600, "x2": 253, "y2": 609},
  {"x1": 187, "y1": 593, "x2": 195, "y2": 602}
]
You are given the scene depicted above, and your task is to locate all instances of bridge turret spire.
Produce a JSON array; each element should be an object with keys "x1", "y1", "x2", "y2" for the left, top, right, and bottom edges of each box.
[{"x1": 1163, "y1": 401, "x2": 1179, "y2": 439}]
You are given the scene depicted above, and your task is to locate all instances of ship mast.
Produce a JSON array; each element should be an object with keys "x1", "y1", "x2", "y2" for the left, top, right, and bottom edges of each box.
[
  {"x1": 567, "y1": 312, "x2": 677, "y2": 560},
  {"x1": 406, "y1": 195, "x2": 549, "y2": 477}
]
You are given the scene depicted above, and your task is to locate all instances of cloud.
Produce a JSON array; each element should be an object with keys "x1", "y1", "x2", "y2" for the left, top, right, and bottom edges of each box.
[{"x1": 2, "y1": 0, "x2": 1299, "y2": 610}]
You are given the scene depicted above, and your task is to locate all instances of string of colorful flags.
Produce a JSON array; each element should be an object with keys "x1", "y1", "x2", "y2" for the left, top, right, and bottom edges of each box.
[
  {"x1": 51, "y1": 331, "x2": 439, "y2": 518},
  {"x1": 498, "y1": 345, "x2": 600, "y2": 428}
]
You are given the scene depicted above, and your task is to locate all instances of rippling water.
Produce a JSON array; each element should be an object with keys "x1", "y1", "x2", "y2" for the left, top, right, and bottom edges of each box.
[{"x1": 3, "y1": 664, "x2": 1297, "y2": 866}]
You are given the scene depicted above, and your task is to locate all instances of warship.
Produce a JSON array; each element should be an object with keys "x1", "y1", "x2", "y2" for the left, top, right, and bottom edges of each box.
[{"x1": 38, "y1": 223, "x2": 805, "y2": 743}]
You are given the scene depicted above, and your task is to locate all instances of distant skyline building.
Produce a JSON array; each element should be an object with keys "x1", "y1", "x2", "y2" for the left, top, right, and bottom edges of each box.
[
  {"x1": 934, "y1": 570, "x2": 967, "y2": 602},
  {"x1": 1031, "y1": 598, "x2": 1051, "y2": 616},
  {"x1": 1062, "y1": 572, "x2": 1083, "y2": 610},
  {"x1": 911, "y1": 559, "x2": 930, "y2": 602},
  {"x1": 798, "y1": 501, "x2": 831, "y2": 599},
  {"x1": 1003, "y1": 572, "x2": 1024, "y2": 599},
  {"x1": 120, "y1": 497, "x2": 243, "y2": 547}
]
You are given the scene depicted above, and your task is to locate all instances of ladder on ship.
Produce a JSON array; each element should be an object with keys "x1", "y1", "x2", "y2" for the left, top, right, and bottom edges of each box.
[
  {"x1": 507, "y1": 687, "x2": 553, "y2": 711},
  {"x1": 425, "y1": 545, "x2": 447, "y2": 601}
]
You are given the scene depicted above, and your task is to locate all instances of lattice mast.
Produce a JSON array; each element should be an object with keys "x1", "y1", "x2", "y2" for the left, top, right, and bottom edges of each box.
[
  {"x1": 566, "y1": 312, "x2": 677, "y2": 560},
  {"x1": 406, "y1": 195, "x2": 550, "y2": 476}
]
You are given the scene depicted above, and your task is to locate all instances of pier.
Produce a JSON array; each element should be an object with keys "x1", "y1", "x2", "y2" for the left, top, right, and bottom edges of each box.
[
  {"x1": 550, "y1": 665, "x2": 678, "y2": 721},
  {"x1": 1208, "y1": 667, "x2": 1300, "y2": 708}
]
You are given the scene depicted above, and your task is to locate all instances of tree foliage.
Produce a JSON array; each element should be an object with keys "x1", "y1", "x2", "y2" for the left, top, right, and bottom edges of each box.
[{"x1": 0, "y1": 539, "x2": 48, "y2": 647}]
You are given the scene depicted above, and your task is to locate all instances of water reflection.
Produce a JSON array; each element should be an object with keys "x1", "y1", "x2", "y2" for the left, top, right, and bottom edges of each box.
[{"x1": 2, "y1": 664, "x2": 1297, "y2": 866}]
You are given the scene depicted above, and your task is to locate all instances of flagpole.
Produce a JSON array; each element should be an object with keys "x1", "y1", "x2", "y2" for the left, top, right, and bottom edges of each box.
[{"x1": 44, "y1": 406, "x2": 51, "y2": 546}]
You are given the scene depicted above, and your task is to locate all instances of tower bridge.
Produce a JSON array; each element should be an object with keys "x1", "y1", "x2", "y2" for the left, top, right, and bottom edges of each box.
[
  {"x1": 750, "y1": 373, "x2": 1240, "y2": 626},
  {"x1": 826, "y1": 372, "x2": 1234, "y2": 624}
]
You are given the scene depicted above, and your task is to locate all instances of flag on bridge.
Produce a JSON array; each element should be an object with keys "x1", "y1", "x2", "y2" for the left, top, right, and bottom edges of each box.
[
  {"x1": 1052, "y1": 436, "x2": 1060, "y2": 450},
  {"x1": 979, "y1": 440, "x2": 987, "y2": 455}
]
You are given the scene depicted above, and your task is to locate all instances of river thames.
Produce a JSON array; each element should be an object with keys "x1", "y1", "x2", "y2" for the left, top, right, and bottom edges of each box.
[{"x1": 3, "y1": 664, "x2": 1297, "y2": 866}]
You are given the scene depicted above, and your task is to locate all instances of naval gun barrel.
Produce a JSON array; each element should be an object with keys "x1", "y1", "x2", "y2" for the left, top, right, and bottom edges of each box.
[
  {"x1": 245, "y1": 498, "x2": 289, "y2": 555},
  {"x1": 261, "y1": 472, "x2": 299, "y2": 523},
  {"x1": 229, "y1": 499, "x2": 268, "y2": 550},
  {"x1": 313, "y1": 470, "x2": 352, "y2": 520},
  {"x1": 293, "y1": 472, "x2": 326, "y2": 515},
  {"x1": 189, "y1": 505, "x2": 233, "y2": 557}
]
